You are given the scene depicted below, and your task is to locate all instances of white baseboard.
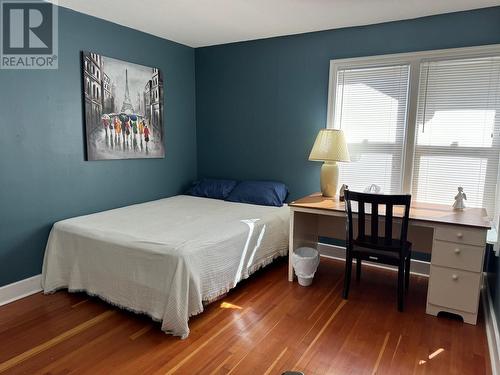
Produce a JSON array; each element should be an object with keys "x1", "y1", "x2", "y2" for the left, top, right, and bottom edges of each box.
[
  {"x1": 482, "y1": 275, "x2": 500, "y2": 375},
  {"x1": 317, "y1": 243, "x2": 430, "y2": 277},
  {"x1": 0, "y1": 274, "x2": 42, "y2": 307}
]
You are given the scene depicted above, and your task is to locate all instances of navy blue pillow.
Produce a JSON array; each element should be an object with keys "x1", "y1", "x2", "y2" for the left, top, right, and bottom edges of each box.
[
  {"x1": 186, "y1": 178, "x2": 238, "y2": 200},
  {"x1": 226, "y1": 181, "x2": 289, "y2": 207}
]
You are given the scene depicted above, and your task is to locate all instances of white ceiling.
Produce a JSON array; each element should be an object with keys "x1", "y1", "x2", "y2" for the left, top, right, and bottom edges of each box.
[{"x1": 53, "y1": 0, "x2": 500, "y2": 47}]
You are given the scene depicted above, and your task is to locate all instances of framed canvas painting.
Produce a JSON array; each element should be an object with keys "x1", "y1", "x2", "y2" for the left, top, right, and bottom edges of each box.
[{"x1": 82, "y1": 51, "x2": 165, "y2": 160}]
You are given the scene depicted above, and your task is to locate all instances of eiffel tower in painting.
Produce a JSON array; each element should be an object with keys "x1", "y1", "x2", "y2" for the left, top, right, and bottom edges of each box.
[{"x1": 120, "y1": 69, "x2": 134, "y2": 114}]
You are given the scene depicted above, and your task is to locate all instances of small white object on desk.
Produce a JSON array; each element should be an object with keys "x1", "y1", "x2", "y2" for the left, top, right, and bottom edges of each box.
[
  {"x1": 453, "y1": 186, "x2": 467, "y2": 210},
  {"x1": 339, "y1": 184, "x2": 348, "y2": 201},
  {"x1": 364, "y1": 184, "x2": 382, "y2": 194}
]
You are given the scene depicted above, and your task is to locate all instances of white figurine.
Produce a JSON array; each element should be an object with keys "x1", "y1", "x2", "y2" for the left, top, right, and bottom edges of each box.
[
  {"x1": 364, "y1": 184, "x2": 382, "y2": 194},
  {"x1": 453, "y1": 186, "x2": 467, "y2": 210}
]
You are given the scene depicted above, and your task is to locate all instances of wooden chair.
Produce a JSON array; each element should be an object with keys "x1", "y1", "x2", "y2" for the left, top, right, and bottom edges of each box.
[{"x1": 343, "y1": 190, "x2": 412, "y2": 311}]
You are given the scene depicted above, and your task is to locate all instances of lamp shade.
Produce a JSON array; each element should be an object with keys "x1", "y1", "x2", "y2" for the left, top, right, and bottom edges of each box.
[{"x1": 308, "y1": 129, "x2": 350, "y2": 162}]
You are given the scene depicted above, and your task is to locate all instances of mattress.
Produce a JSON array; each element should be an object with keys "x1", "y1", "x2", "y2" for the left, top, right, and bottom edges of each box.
[{"x1": 41, "y1": 195, "x2": 289, "y2": 338}]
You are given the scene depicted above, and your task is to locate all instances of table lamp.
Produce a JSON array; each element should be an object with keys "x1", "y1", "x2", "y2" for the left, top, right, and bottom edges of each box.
[{"x1": 309, "y1": 129, "x2": 350, "y2": 197}]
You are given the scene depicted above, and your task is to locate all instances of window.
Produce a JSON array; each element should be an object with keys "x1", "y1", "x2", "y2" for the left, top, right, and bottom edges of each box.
[
  {"x1": 333, "y1": 65, "x2": 409, "y2": 194},
  {"x1": 328, "y1": 45, "x2": 500, "y2": 219},
  {"x1": 412, "y1": 57, "x2": 500, "y2": 212}
]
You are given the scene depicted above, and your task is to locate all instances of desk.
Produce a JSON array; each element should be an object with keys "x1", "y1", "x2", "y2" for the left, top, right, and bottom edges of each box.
[{"x1": 289, "y1": 193, "x2": 491, "y2": 324}]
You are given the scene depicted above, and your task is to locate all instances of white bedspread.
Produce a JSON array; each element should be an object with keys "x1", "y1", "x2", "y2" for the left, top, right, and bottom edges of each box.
[{"x1": 42, "y1": 195, "x2": 289, "y2": 338}]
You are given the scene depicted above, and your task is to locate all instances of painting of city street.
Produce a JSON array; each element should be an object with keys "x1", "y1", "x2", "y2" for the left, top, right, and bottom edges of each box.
[{"x1": 82, "y1": 51, "x2": 165, "y2": 160}]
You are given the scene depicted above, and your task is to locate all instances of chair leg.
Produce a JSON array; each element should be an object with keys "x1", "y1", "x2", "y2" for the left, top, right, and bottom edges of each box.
[
  {"x1": 405, "y1": 251, "x2": 411, "y2": 291},
  {"x1": 343, "y1": 253, "x2": 353, "y2": 299},
  {"x1": 398, "y1": 260, "x2": 405, "y2": 312},
  {"x1": 356, "y1": 256, "x2": 362, "y2": 282}
]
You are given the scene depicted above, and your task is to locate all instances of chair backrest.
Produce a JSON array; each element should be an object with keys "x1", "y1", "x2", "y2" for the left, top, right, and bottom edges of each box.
[{"x1": 344, "y1": 190, "x2": 412, "y2": 251}]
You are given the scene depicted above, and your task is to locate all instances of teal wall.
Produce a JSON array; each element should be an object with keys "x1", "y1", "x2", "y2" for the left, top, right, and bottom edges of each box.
[
  {"x1": 0, "y1": 5, "x2": 197, "y2": 286},
  {"x1": 195, "y1": 6, "x2": 500, "y2": 201}
]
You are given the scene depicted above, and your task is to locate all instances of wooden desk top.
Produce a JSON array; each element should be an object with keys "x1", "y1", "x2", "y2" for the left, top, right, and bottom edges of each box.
[{"x1": 289, "y1": 193, "x2": 491, "y2": 229}]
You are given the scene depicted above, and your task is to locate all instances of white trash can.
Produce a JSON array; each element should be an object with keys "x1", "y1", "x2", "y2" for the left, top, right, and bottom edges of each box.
[{"x1": 292, "y1": 247, "x2": 320, "y2": 286}]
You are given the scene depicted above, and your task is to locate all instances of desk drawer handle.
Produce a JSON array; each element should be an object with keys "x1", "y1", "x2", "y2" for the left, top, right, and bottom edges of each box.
[
  {"x1": 452, "y1": 274, "x2": 459, "y2": 281},
  {"x1": 456, "y1": 232, "x2": 463, "y2": 239},
  {"x1": 454, "y1": 248, "x2": 461, "y2": 254}
]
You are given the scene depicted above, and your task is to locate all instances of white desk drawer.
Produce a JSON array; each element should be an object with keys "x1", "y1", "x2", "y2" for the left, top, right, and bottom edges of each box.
[
  {"x1": 431, "y1": 240, "x2": 484, "y2": 272},
  {"x1": 434, "y1": 226, "x2": 486, "y2": 246},
  {"x1": 428, "y1": 265, "x2": 481, "y2": 313}
]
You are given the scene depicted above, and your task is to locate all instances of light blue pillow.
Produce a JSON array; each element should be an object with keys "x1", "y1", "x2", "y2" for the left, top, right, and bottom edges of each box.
[
  {"x1": 186, "y1": 178, "x2": 237, "y2": 200},
  {"x1": 226, "y1": 181, "x2": 289, "y2": 207}
]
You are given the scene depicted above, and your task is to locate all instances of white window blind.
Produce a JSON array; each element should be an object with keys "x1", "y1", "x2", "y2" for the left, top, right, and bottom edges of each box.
[
  {"x1": 334, "y1": 65, "x2": 410, "y2": 194},
  {"x1": 412, "y1": 57, "x2": 500, "y2": 216}
]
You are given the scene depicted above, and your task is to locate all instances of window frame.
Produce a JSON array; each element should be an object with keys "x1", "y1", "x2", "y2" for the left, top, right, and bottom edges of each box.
[{"x1": 327, "y1": 44, "x2": 500, "y2": 198}]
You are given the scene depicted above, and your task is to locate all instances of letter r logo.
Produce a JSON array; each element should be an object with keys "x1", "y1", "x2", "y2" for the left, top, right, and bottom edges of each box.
[{"x1": 2, "y1": 1, "x2": 53, "y2": 54}]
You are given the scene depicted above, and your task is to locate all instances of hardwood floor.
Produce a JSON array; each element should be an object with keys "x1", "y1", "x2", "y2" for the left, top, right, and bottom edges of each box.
[{"x1": 0, "y1": 257, "x2": 491, "y2": 374}]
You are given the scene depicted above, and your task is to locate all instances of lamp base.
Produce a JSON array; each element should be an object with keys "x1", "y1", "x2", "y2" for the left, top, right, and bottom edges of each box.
[{"x1": 320, "y1": 161, "x2": 339, "y2": 197}]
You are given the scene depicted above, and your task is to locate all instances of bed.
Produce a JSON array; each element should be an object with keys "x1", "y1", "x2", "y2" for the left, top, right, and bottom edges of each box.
[{"x1": 41, "y1": 195, "x2": 289, "y2": 338}]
